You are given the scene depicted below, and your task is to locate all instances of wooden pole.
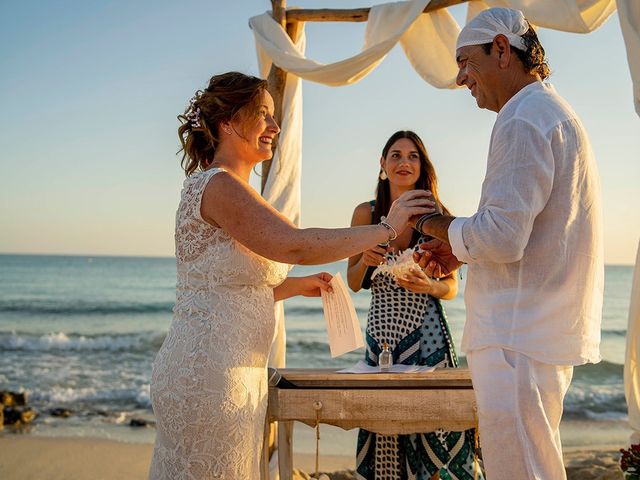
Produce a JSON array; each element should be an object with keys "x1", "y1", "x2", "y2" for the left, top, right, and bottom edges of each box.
[
  {"x1": 262, "y1": 1, "x2": 288, "y2": 193},
  {"x1": 287, "y1": 0, "x2": 471, "y2": 22}
]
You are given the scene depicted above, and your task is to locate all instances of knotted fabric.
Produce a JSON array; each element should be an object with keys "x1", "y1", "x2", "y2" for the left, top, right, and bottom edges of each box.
[{"x1": 456, "y1": 7, "x2": 529, "y2": 51}]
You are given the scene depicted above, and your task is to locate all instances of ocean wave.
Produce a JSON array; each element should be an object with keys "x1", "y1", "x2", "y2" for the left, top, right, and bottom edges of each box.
[
  {"x1": 601, "y1": 329, "x2": 627, "y2": 337},
  {"x1": 573, "y1": 360, "x2": 624, "y2": 382},
  {"x1": 29, "y1": 384, "x2": 152, "y2": 409},
  {"x1": 285, "y1": 305, "x2": 369, "y2": 316},
  {"x1": 0, "y1": 331, "x2": 165, "y2": 352},
  {"x1": 0, "y1": 300, "x2": 174, "y2": 316},
  {"x1": 286, "y1": 339, "x2": 330, "y2": 352},
  {"x1": 564, "y1": 384, "x2": 627, "y2": 419}
]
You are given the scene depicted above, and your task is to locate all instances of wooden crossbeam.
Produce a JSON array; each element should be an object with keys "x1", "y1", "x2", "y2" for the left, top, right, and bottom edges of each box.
[{"x1": 287, "y1": 0, "x2": 471, "y2": 22}]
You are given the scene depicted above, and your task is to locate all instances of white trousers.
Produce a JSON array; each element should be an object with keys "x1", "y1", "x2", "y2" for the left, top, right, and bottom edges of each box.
[{"x1": 467, "y1": 348, "x2": 574, "y2": 480}]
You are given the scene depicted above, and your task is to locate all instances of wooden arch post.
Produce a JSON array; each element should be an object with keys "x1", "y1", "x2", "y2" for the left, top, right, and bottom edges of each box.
[
  {"x1": 262, "y1": 0, "x2": 304, "y2": 193},
  {"x1": 261, "y1": 0, "x2": 471, "y2": 193}
]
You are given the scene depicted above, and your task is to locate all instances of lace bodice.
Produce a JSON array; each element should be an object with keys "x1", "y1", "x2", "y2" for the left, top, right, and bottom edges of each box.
[{"x1": 174, "y1": 168, "x2": 288, "y2": 290}]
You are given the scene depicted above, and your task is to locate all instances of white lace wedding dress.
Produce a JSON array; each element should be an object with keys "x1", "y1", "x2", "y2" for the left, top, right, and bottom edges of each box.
[{"x1": 149, "y1": 168, "x2": 289, "y2": 479}]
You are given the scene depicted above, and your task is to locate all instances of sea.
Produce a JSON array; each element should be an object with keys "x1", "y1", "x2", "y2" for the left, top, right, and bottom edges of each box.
[{"x1": 0, "y1": 254, "x2": 634, "y2": 453}]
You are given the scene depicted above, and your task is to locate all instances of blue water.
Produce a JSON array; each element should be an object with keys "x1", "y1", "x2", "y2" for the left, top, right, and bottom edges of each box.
[{"x1": 0, "y1": 254, "x2": 634, "y2": 444}]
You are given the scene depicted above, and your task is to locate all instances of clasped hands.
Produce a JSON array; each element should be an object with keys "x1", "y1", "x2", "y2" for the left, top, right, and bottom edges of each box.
[
  {"x1": 360, "y1": 190, "x2": 461, "y2": 292},
  {"x1": 406, "y1": 193, "x2": 462, "y2": 280}
]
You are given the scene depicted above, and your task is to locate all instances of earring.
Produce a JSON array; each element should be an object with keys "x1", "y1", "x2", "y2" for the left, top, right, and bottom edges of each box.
[
  {"x1": 224, "y1": 128, "x2": 232, "y2": 135},
  {"x1": 379, "y1": 169, "x2": 388, "y2": 181}
]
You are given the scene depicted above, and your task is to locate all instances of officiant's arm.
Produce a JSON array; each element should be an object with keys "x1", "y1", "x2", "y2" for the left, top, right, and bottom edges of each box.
[{"x1": 347, "y1": 202, "x2": 387, "y2": 292}]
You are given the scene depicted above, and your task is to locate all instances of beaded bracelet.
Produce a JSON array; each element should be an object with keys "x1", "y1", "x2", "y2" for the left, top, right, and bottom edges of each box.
[
  {"x1": 414, "y1": 212, "x2": 442, "y2": 234},
  {"x1": 378, "y1": 216, "x2": 398, "y2": 247}
]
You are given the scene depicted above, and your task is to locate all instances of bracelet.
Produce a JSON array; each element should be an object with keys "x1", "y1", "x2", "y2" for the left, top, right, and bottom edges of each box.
[
  {"x1": 414, "y1": 212, "x2": 442, "y2": 234},
  {"x1": 378, "y1": 216, "x2": 398, "y2": 247}
]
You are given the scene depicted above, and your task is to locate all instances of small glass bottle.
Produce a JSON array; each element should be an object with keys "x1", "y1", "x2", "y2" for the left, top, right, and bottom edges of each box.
[{"x1": 379, "y1": 342, "x2": 393, "y2": 372}]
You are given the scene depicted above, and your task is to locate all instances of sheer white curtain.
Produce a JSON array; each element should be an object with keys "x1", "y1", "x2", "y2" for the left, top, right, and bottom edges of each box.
[
  {"x1": 617, "y1": 0, "x2": 640, "y2": 116},
  {"x1": 625, "y1": 240, "x2": 640, "y2": 445}
]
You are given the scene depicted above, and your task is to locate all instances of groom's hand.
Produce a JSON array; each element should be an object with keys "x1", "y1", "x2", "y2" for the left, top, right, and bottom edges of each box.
[{"x1": 413, "y1": 238, "x2": 462, "y2": 278}]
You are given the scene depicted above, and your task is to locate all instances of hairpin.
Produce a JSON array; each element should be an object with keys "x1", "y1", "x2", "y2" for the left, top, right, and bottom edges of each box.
[{"x1": 185, "y1": 93, "x2": 202, "y2": 128}]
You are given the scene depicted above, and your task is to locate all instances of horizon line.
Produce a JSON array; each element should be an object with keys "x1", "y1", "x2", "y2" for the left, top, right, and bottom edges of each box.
[{"x1": 0, "y1": 251, "x2": 635, "y2": 267}]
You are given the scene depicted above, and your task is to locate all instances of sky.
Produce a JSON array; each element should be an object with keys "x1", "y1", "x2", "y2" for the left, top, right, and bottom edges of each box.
[{"x1": 1, "y1": 1, "x2": 638, "y2": 264}]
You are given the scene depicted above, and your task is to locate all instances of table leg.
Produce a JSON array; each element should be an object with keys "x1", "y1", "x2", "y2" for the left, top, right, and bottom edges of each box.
[
  {"x1": 278, "y1": 421, "x2": 294, "y2": 480},
  {"x1": 261, "y1": 416, "x2": 270, "y2": 480}
]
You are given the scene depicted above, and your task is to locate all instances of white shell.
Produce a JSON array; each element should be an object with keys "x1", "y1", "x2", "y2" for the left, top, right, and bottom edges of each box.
[{"x1": 370, "y1": 248, "x2": 419, "y2": 281}]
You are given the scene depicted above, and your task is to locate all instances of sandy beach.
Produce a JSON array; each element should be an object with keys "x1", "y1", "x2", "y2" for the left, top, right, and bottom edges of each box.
[{"x1": 0, "y1": 435, "x2": 624, "y2": 479}]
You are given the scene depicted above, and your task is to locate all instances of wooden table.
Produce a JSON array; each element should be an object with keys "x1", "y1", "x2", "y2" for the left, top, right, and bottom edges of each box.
[{"x1": 261, "y1": 368, "x2": 477, "y2": 479}]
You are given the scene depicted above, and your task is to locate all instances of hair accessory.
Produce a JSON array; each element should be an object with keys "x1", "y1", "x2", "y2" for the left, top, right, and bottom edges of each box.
[
  {"x1": 378, "y1": 216, "x2": 398, "y2": 247},
  {"x1": 379, "y1": 169, "x2": 388, "y2": 181},
  {"x1": 185, "y1": 93, "x2": 202, "y2": 129}
]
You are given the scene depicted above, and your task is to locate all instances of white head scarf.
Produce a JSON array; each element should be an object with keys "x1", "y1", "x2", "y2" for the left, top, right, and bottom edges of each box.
[{"x1": 456, "y1": 8, "x2": 529, "y2": 52}]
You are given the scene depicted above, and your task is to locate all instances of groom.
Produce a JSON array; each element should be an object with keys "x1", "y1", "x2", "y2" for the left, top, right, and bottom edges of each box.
[{"x1": 413, "y1": 8, "x2": 604, "y2": 479}]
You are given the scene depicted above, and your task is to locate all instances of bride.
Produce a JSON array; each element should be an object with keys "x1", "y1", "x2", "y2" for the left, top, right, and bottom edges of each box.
[{"x1": 148, "y1": 71, "x2": 436, "y2": 479}]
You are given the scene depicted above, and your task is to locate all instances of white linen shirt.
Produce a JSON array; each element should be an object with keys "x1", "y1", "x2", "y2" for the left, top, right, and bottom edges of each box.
[{"x1": 449, "y1": 82, "x2": 603, "y2": 365}]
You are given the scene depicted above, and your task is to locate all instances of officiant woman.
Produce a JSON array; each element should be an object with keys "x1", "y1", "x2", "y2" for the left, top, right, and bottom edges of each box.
[
  {"x1": 347, "y1": 130, "x2": 482, "y2": 480},
  {"x1": 148, "y1": 72, "x2": 436, "y2": 480}
]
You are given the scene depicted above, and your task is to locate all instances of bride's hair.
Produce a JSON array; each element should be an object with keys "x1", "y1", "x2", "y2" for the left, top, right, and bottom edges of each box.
[{"x1": 178, "y1": 72, "x2": 268, "y2": 176}]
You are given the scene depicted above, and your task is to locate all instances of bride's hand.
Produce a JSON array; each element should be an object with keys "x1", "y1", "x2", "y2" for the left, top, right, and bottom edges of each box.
[
  {"x1": 385, "y1": 190, "x2": 436, "y2": 234},
  {"x1": 361, "y1": 245, "x2": 389, "y2": 267},
  {"x1": 294, "y1": 273, "x2": 333, "y2": 298}
]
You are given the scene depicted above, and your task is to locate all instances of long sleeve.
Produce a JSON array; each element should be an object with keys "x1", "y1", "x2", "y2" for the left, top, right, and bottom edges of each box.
[{"x1": 450, "y1": 117, "x2": 554, "y2": 264}]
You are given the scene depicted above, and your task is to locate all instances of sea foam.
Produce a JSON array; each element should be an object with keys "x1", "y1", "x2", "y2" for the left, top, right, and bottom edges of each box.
[{"x1": 0, "y1": 331, "x2": 165, "y2": 352}]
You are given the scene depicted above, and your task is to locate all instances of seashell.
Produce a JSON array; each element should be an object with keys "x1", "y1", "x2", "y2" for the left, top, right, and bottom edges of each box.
[{"x1": 370, "y1": 248, "x2": 419, "y2": 281}]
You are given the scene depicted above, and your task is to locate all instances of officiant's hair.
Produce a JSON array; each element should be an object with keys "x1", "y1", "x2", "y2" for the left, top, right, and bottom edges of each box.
[
  {"x1": 373, "y1": 131, "x2": 450, "y2": 244},
  {"x1": 178, "y1": 72, "x2": 269, "y2": 176},
  {"x1": 481, "y1": 20, "x2": 550, "y2": 81}
]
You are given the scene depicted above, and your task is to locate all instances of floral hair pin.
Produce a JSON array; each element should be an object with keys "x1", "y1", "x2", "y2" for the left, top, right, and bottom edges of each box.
[{"x1": 185, "y1": 92, "x2": 202, "y2": 129}]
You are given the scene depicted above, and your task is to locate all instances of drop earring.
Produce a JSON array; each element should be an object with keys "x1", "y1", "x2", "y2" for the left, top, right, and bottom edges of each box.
[{"x1": 379, "y1": 169, "x2": 388, "y2": 181}]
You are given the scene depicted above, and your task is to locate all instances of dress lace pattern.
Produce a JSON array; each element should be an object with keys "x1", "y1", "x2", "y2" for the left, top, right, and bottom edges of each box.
[{"x1": 149, "y1": 168, "x2": 289, "y2": 479}]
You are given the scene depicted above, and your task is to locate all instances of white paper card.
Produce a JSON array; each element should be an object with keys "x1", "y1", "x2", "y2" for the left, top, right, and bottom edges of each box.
[
  {"x1": 320, "y1": 272, "x2": 364, "y2": 357},
  {"x1": 337, "y1": 360, "x2": 437, "y2": 374}
]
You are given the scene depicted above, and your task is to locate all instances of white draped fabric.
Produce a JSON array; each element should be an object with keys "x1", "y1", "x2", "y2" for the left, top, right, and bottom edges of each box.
[
  {"x1": 251, "y1": 0, "x2": 459, "y2": 88},
  {"x1": 625, "y1": 240, "x2": 640, "y2": 444},
  {"x1": 250, "y1": 0, "x2": 640, "y2": 455},
  {"x1": 258, "y1": 31, "x2": 305, "y2": 373},
  {"x1": 468, "y1": 0, "x2": 615, "y2": 32},
  {"x1": 618, "y1": 0, "x2": 640, "y2": 116}
]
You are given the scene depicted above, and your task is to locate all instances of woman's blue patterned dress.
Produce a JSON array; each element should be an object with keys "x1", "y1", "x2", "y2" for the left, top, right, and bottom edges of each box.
[{"x1": 355, "y1": 243, "x2": 483, "y2": 480}]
